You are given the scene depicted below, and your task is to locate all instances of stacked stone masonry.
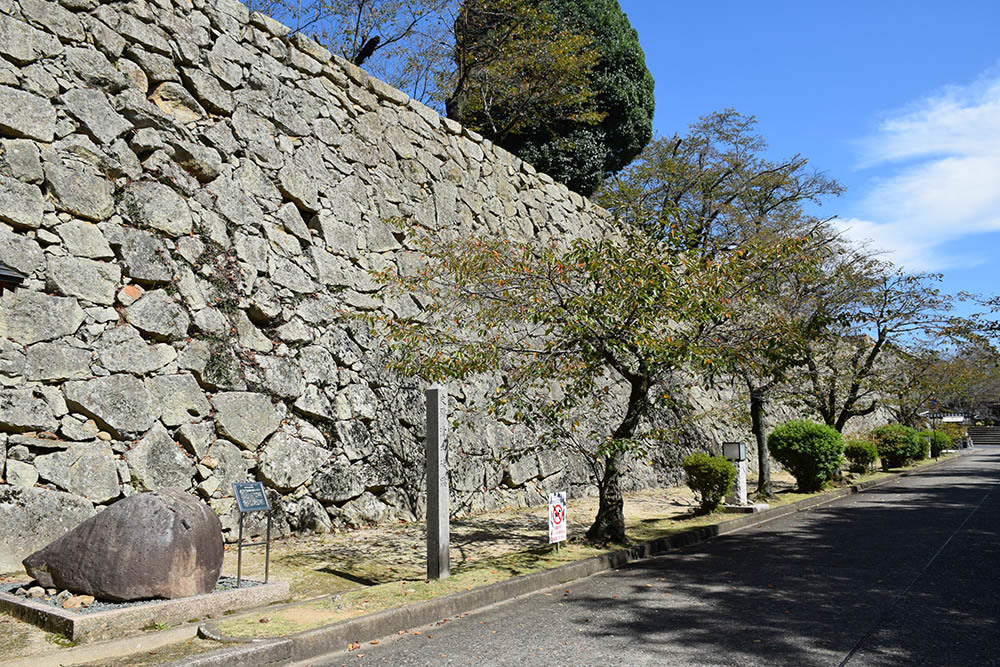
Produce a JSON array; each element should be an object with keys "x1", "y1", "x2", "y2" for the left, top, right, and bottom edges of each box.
[{"x1": 0, "y1": 0, "x2": 881, "y2": 572}]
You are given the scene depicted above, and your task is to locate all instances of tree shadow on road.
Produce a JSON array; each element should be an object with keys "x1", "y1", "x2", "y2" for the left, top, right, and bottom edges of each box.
[{"x1": 561, "y1": 456, "x2": 1000, "y2": 666}]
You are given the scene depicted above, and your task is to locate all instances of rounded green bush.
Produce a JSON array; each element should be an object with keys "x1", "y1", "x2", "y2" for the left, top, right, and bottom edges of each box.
[
  {"x1": 870, "y1": 424, "x2": 922, "y2": 468},
  {"x1": 921, "y1": 430, "x2": 951, "y2": 458},
  {"x1": 844, "y1": 439, "x2": 878, "y2": 473},
  {"x1": 768, "y1": 420, "x2": 845, "y2": 492},
  {"x1": 682, "y1": 452, "x2": 736, "y2": 514}
]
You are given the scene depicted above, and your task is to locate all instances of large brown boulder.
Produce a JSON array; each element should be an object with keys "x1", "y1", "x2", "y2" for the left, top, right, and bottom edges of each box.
[{"x1": 22, "y1": 489, "x2": 223, "y2": 601}]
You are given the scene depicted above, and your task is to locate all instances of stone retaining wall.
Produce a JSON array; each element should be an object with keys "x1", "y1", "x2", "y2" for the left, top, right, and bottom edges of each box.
[{"x1": 0, "y1": 0, "x2": 844, "y2": 572}]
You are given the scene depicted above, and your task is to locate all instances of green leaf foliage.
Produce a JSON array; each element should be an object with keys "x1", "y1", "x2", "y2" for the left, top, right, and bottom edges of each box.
[
  {"x1": 450, "y1": 0, "x2": 654, "y2": 196},
  {"x1": 681, "y1": 453, "x2": 736, "y2": 514},
  {"x1": 921, "y1": 430, "x2": 950, "y2": 458},
  {"x1": 869, "y1": 424, "x2": 923, "y2": 469},
  {"x1": 768, "y1": 419, "x2": 845, "y2": 492},
  {"x1": 844, "y1": 439, "x2": 878, "y2": 473}
]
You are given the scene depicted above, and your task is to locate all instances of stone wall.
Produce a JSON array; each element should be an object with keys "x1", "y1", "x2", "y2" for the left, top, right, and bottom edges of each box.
[{"x1": 0, "y1": 0, "x2": 805, "y2": 572}]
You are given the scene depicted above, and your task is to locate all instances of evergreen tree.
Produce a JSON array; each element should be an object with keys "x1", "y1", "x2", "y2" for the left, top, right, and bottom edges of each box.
[{"x1": 449, "y1": 0, "x2": 654, "y2": 196}]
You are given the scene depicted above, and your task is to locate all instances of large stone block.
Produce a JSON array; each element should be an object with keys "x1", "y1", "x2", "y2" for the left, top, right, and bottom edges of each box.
[
  {"x1": 22, "y1": 489, "x2": 223, "y2": 600},
  {"x1": 258, "y1": 432, "x2": 329, "y2": 492},
  {"x1": 0, "y1": 174, "x2": 44, "y2": 230},
  {"x1": 126, "y1": 422, "x2": 196, "y2": 492},
  {"x1": 126, "y1": 289, "x2": 190, "y2": 341},
  {"x1": 63, "y1": 375, "x2": 155, "y2": 438},
  {"x1": 0, "y1": 388, "x2": 58, "y2": 433},
  {"x1": 0, "y1": 85, "x2": 56, "y2": 141},
  {"x1": 46, "y1": 256, "x2": 121, "y2": 306},
  {"x1": 211, "y1": 392, "x2": 281, "y2": 450},
  {"x1": 0, "y1": 485, "x2": 96, "y2": 574},
  {"x1": 0, "y1": 291, "x2": 85, "y2": 345},
  {"x1": 122, "y1": 182, "x2": 193, "y2": 237},
  {"x1": 44, "y1": 162, "x2": 115, "y2": 221},
  {"x1": 33, "y1": 442, "x2": 120, "y2": 503},
  {"x1": 148, "y1": 373, "x2": 211, "y2": 426}
]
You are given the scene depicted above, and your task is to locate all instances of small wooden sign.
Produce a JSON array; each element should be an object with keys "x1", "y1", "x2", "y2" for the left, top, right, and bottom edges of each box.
[{"x1": 233, "y1": 481, "x2": 270, "y2": 513}]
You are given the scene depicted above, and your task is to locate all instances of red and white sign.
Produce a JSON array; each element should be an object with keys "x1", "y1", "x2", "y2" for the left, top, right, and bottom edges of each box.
[{"x1": 548, "y1": 491, "x2": 567, "y2": 544}]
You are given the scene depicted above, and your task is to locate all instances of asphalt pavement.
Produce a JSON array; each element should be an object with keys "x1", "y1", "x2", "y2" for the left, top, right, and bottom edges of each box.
[{"x1": 300, "y1": 448, "x2": 1000, "y2": 667}]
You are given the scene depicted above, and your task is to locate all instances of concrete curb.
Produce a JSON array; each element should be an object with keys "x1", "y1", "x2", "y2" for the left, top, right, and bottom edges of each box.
[{"x1": 163, "y1": 450, "x2": 976, "y2": 666}]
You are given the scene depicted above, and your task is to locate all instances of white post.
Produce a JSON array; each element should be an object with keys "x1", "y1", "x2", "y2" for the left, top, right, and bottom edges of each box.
[
  {"x1": 426, "y1": 385, "x2": 449, "y2": 579},
  {"x1": 735, "y1": 459, "x2": 748, "y2": 505}
]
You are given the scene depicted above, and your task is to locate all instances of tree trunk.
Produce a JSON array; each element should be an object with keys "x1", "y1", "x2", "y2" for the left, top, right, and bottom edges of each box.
[
  {"x1": 585, "y1": 451, "x2": 626, "y2": 544},
  {"x1": 749, "y1": 386, "x2": 771, "y2": 498},
  {"x1": 585, "y1": 372, "x2": 647, "y2": 545}
]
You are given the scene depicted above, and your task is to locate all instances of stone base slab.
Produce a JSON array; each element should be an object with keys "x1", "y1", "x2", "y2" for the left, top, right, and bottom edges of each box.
[{"x1": 0, "y1": 580, "x2": 290, "y2": 643}]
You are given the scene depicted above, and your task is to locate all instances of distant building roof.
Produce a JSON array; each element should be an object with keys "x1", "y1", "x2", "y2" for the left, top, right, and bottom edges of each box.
[{"x1": 0, "y1": 262, "x2": 26, "y2": 293}]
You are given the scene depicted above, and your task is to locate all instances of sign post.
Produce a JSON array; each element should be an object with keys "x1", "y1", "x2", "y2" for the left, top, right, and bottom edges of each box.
[
  {"x1": 548, "y1": 491, "x2": 567, "y2": 546},
  {"x1": 426, "y1": 385, "x2": 450, "y2": 580},
  {"x1": 232, "y1": 481, "x2": 272, "y2": 588}
]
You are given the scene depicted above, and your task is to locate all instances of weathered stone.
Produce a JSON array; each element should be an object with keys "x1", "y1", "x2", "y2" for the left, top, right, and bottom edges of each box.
[
  {"x1": 147, "y1": 374, "x2": 210, "y2": 426},
  {"x1": 149, "y1": 82, "x2": 205, "y2": 123},
  {"x1": 176, "y1": 421, "x2": 215, "y2": 459},
  {"x1": 122, "y1": 182, "x2": 193, "y2": 237},
  {"x1": 171, "y1": 141, "x2": 223, "y2": 183},
  {"x1": 23, "y1": 489, "x2": 222, "y2": 600},
  {"x1": 19, "y1": 0, "x2": 85, "y2": 42},
  {"x1": 277, "y1": 164, "x2": 319, "y2": 212},
  {"x1": 55, "y1": 220, "x2": 114, "y2": 260},
  {"x1": 62, "y1": 88, "x2": 132, "y2": 145},
  {"x1": 334, "y1": 384, "x2": 378, "y2": 421},
  {"x1": 211, "y1": 392, "x2": 280, "y2": 450},
  {"x1": 253, "y1": 355, "x2": 305, "y2": 399},
  {"x1": 0, "y1": 85, "x2": 56, "y2": 141},
  {"x1": 126, "y1": 290, "x2": 190, "y2": 341},
  {"x1": 311, "y1": 455, "x2": 365, "y2": 503},
  {"x1": 4, "y1": 459, "x2": 39, "y2": 487},
  {"x1": 44, "y1": 162, "x2": 115, "y2": 221},
  {"x1": 339, "y1": 491, "x2": 391, "y2": 527},
  {"x1": 0, "y1": 174, "x2": 44, "y2": 230},
  {"x1": 0, "y1": 13, "x2": 62, "y2": 65},
  {"x1": 114, "y1": 226, "x2": 176, "y2": 284},
  {"x1": 204, "y1": 439, "x2": 248, "y2": 493},
  {"x1": 258, "y1": 432, "x2": 328, "y2": 492},
  {"x1": 1, "y1": 139, "x2": 43, "y2": 183},
  {"x1": 46, "y1": 256, "x2": 121, "y2": 305},
  {"x1": 294, "y1": 384, "x2": 333, "y2": 421},
  {"x1": 63, "y1": 375, "x2": 154, "y2": 438},
  {"x1": 182, "y1": 68, "x2": 233, "y2": 114},
  {"x1": 126, "y1": 47, "x2": 177, "y2": 83},
  {"x1": 0, "y1": 485, "x2": 96, "y2": 573},
  {"x1": 0, "y1": 227, "x2": 44, "y2": 282},
  {"x1": 63, "y1": 47, "x2": 129, "y2": 92},
  {"x1": 0, "y1": 291, "x2": 85, "y2": 345},
  {"x1": 116, "y1": 57, "x2": 148, "y2": 93},
  {"x1": 126, "y1": 423, "x2": 196, "y2": 492},
  {"x1": 25, "y1": 342, "x2": 91, "y2": 382},
  {"x1": 33, "y1": 442, "x2": 119, "y2": 503},
  {"x1": 96, "y1": 324, "x2": 176, "y2": 375}
]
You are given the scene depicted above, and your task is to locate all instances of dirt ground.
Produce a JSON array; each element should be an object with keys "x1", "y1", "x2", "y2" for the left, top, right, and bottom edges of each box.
[{"x1": 0, "y1": 468, "x2": 812, "y2": 664}]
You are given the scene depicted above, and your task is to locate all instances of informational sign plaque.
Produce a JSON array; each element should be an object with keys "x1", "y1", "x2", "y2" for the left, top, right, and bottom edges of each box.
[
  {"x1": 548, "y1": 491, "x2": 567, "y2": 544},
  {"x1": 233, "y1": 481, "x2": 271, "y2": 512},
  {"x1": 232, "y1": 481, "x2": 273, "y2": 586}
]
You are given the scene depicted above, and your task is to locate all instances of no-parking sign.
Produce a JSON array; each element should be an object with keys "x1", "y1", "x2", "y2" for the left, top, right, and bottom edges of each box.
[{"x1": 548, "y1": 491, "x2": 567, "y2": 544}]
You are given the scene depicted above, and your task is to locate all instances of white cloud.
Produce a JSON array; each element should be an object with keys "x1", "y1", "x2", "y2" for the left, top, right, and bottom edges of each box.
[{"x1": 840, "y1": 69, "x2": 1000, "y2": 271}]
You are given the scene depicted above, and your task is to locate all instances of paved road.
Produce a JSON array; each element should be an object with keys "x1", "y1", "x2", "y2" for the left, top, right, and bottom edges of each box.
[{"x1": 305, "y1": 449, "x2": 1000, "y2": 666}]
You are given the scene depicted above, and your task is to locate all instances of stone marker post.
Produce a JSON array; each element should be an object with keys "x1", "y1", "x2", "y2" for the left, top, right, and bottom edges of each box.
[{"x1": 426, "y1": 385, "x2": 449, "y2": 579}]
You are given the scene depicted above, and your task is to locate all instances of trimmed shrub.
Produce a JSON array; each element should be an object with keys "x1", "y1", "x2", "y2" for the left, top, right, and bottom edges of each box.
[
  {"x1": 870, "y1": 424, "x2": 923, "y2": 469},
  {"x1": 682, "y1": 453, "x2": 736, "y2": 514},
  {"x1": 921, "y1": 430, "x2": 951, "y2": 458},
  {"x1": 844, "y1": 439, "x2": 878, "y2": 473},
  {"x1": 768, "y1": 420, "x2": 845, "y2": 492}
]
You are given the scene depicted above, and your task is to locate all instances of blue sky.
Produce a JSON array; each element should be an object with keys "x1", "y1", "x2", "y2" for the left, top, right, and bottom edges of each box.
[{"x1": 619, "y1": 0, "x2": 1000, "y2": 304}]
